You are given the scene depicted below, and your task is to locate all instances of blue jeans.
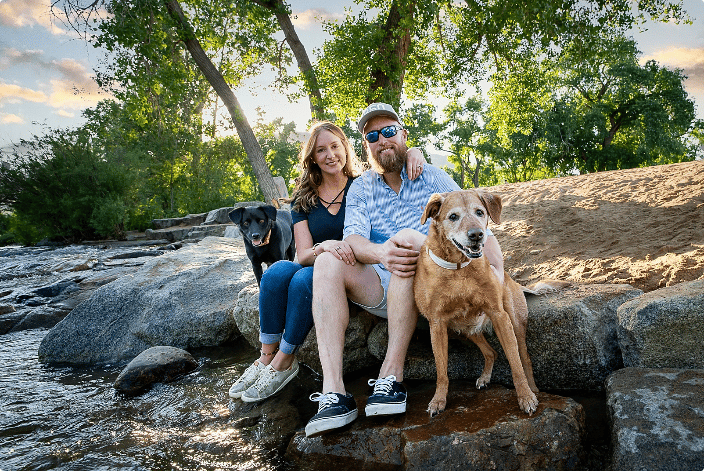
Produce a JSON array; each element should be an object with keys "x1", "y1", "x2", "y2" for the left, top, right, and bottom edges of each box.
[{"x1": 258, "y1": 260, "x2": 314, "y2": 355}]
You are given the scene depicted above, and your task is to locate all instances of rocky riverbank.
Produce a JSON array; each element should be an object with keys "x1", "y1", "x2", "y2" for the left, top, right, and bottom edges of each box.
[{"x1": 2, "y1": 161, "x2": 703, "y2": 470}]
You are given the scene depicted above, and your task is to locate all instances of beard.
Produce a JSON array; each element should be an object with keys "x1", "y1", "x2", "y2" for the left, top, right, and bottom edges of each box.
[{"x1": 370, "y1": 142, "x2": 408, "y2": 174}]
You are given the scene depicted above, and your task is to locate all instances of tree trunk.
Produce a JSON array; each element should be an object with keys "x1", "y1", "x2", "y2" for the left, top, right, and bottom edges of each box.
[
  {"x1": 164, "y1": 0, "x2": 280, "y2": 202},
  {"x1": 255, "y1": 0, "x2": 326, "y2": 120},
  {"x1": 368, "y1": 0, "x2": 415, "y2": 105}
]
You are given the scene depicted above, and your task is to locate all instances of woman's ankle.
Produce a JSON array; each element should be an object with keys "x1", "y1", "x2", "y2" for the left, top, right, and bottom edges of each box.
[
  {"x1": 259, "y1": 345, "x2": 279, "y2": 366},
  {"x1": 271, "y1": 352, "x2": 295, "y2": 372}
]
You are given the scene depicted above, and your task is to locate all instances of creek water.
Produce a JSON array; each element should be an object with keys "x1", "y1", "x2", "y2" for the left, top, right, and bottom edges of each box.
[
  {"x1": 0, "y1": 243, "x2": 291, "y2": 470},
  {"x1": 0, "y1": 328, "x2": 285, "y2": 470}
]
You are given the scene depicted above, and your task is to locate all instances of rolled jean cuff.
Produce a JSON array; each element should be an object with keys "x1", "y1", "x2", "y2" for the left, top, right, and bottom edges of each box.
[
  {"x1": 260, "y1": 332, "x2": 282, "y2": 345},
  {"x1": 278, "y1": 337, "x2": 300, "y2": 355}
]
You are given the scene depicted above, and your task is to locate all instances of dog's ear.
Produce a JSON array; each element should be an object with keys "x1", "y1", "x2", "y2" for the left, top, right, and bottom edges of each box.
[
  {"x1": 477, "y1": 191, "x2": 502, "y2": 224},
  {"x1": 261, "y1": 205, "x2": 278, "y2": 221},
  {"x1": 421, "y1": 193, "x2": 447, "y2": 224},
  {"x1": 228, "y1": 207, "x2": 244, "y2": 225}
]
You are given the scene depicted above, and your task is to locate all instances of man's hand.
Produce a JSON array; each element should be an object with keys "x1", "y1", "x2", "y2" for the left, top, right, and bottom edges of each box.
[{"x1": 379, "y1": 232, "x2": 420, "y2": 277}]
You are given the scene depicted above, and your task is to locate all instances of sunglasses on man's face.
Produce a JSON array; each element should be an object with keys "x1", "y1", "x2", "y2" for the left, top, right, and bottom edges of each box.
[{"x1": 364, "y1": 125, "x2": 404, "y2": 143}]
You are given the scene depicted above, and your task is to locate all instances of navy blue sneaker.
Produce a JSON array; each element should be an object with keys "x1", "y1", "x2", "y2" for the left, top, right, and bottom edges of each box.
[
  {"x1": 365, "y1": 375, "x2": 407, "y2": 416},
  {"x1": 305, "y1": 392, "x2": 358, "y2": 437}
]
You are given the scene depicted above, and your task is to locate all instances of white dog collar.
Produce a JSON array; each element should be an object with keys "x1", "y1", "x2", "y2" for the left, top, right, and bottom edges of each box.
[{"x1": 427, "y1": 247, "x2": 471, "y2": 270}]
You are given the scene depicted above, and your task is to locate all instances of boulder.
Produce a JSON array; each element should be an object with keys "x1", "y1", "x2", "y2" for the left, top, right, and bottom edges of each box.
[
  {"x1": 187, "y1": 224, "x2": 227, "y2": 240},
  {"x1": 232, "y1": 284, "x2": 379, "y2": 374},
  {"x1": 203, "y1": 207, "x2": 234, "y2": 225},
  {"x1": 286, "y1": 382, "x2": 585, "y2": 470},
  {"x1": 605, "y1": 367, "x2": 704, "y2": 471},
  {"x1": 9, "y1": 306, "x2": 69, "y2": 332},
  {"x1": 617, "y1": 279, "x2": 704, "y2": 368},
  {"x1": 151, "y1": 212, "x2": 208, "y2": 230},
  {"x1": 0, "y1": 309, "x2": 26, "y2": 335},
  {"x1": 372, "y1": 283, "x2": 641, "y2": 391},
  {"x1": 0, "y1": 304, "x2": 15, "y2": 315},
  {"x1": 38, "y1": 237, "x2": 251, "y2": 365},
  {"x1": 144, "y1": 226, "x2": 192, "y2": 242},
  {"x1": 114, "y1": 346, "x2": 199, "y2": 395}
]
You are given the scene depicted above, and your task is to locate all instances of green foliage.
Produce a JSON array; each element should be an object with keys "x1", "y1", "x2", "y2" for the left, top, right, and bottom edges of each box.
[
  {"x1": 0, "y1": 213, "x2": 17, "y2": 245},
  {"x1": 0, "y1": 128, "x2": 133, "y2": 243},
  {"x1": 485, "y1": 35, "x2": 697, "y2": 176}
]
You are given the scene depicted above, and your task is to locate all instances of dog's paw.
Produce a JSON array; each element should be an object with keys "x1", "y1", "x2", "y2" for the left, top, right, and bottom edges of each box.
[
  {"x1": 518, "y1": 391, "x2": 539, "y2": 415},
  {"x1": 427, "y1": 398, "x2": 446, "y2": 417},
  {"x1": 476, "y1": 375, "x2": 491, "y2": 390}
]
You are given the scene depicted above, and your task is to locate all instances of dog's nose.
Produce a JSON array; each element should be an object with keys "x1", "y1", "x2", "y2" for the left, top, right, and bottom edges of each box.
[
  {"x1": 467, "y1": 229, "x2": 484, "y2": 243},
  {"x1": 251, "y1": 232, "x2": 261, "y2": 239}
]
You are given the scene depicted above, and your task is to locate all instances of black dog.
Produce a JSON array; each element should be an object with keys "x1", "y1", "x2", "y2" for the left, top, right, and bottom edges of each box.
[{"x1": 228, "y1": 205, "x2": 296, "y2": 285}]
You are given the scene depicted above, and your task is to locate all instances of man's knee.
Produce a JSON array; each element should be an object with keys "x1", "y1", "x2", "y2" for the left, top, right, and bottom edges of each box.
[
  {"x1": 395, "y1": 228, "x2": 426, "y2": 251},
  {"x1": 313, "y1": 252, "x2": 348, "y2": 287}
]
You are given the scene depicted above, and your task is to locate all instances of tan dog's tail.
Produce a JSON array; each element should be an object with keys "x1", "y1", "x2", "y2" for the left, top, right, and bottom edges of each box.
[{"x1": 522, "y1": 280, "x2": 571, "y2": 295}]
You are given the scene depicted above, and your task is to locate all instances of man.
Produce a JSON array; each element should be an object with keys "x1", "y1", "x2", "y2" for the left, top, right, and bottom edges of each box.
[{"x1": 304, "y1": 103, "x2": 504, "y2": 437}]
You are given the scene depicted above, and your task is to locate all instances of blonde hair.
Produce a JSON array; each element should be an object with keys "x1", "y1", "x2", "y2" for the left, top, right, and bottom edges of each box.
[{"x1": 290, "y1": 121, "x2": 361, "y2": 212}]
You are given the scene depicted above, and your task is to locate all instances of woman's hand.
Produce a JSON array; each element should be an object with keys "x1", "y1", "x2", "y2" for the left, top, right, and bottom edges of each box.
[
  {"x1": 319, "y1": 240, "x2": 356, "y2": 265},
  {"x1": 406, "y1": 147, "x2": 426, "y2": 181}
]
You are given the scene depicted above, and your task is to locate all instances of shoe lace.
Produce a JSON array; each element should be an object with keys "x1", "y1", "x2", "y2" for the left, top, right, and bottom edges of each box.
[
  {"x1": 251, "y1": 365, "x2": 276, "y2": 392},
  {"x1": 309, "y1": 392, "x2": 340, "y2": 412},
  {"x1": 367, "y1": 375, "x2": 397, "y2": 395},
  {"x1": 237, "y1": 361, "x2": 262, "y2": 384}
]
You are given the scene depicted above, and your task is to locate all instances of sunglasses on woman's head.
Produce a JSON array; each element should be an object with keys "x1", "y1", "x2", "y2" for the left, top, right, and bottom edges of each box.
[{"x1": 364, "y1": 125, "x2": 404, "y2": 143}]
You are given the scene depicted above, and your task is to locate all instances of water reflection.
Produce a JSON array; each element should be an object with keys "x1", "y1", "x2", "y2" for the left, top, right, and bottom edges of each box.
[{"x1": 0, "y1": 329, "x2": 282, "y2": 470}]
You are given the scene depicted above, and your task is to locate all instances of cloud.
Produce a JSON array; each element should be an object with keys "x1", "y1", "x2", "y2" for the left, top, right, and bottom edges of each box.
[
  {"x1": 1, "y1": 113, "x2": 25, "y2": 124},
  {"x1": 643, "y1": 47, "x2": 704, "y2": 93},
  {"x1": 0, "y1": 0, "x2": 67, "y2": 35},
  {"x1": 291, "y1": 9, "x2": 344, "y2": 29},
  {"x1": 0, "y1": 49, "x2": 108, "y2": 108},
  {"x1": 48, "y1": 77, "x2": 105, "y2": 110},
  {"x1": 0, "y1": 82, "x2": 47, "y2": 103},
  {"x1": 55, "y1": 109, "x2": 75, "y2": 118}
]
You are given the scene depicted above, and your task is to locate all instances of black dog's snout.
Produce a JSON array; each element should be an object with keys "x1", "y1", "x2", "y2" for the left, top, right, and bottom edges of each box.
[
  {"x1": 251, "y1": 232, "x2": 261, "y2": 240},
  {"x1": 467, "y1": 229, "x2": 484, "y2": 243}
]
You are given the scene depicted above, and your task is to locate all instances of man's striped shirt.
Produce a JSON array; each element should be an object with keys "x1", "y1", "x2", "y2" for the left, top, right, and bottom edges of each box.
[{"x1": 343, "y1": 164, "x2": 460, "y2": 244}]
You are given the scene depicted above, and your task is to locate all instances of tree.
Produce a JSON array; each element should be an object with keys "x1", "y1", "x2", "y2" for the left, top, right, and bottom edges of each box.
[
  {"x1": 56, "y1": 0, "x2": 283, "y2": 201},
  {"x1": 544, "y1": 37, "x2": 697, "y2": 172},
  {"x1": 0, "y1": 128, "x2": 133, "y2": 243},
  {"x1": 315, "y1": 0, "x2": 688, "y2": 122}
]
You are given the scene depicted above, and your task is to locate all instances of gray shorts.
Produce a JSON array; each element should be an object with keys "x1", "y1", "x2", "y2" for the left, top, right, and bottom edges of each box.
[{"x1": 350, "y1": 263, "x2": 390, "y2": 318}]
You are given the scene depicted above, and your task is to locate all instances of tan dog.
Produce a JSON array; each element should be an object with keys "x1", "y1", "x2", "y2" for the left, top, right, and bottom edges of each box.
[{"x1": 414, "y1": 189, "x2": 541, "y2": 416}]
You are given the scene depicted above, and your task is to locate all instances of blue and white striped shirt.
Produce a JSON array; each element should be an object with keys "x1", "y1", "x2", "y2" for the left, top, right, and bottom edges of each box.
[{"x1": 343, "y1": 164, "x2": 460, "y2": 243}]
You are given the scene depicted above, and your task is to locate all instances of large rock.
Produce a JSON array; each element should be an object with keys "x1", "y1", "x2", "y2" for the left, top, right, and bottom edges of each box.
[
  {"x1": 38, "y1": 237, "x2": 252, "y2": 365},
  {"x1": 606, "y1": 367, "x2": 704, "y2": 471},
  {"x1": 203, "y1": 207, "x2": 234, "y2": 225},
  {"x1": 617, "y1": 279, "x2": 704, "y2": 368},
  {"x1": 114, "y1": 346, "x2": 199, "y2": 395},
  {"x1": 232, "y1": 284, "x2": 379, "y2": 374},
  {"x1": 151, "y1": 212, "x2": 207, "y2": 230},
  {"x1": 286, "y1": 382, "x2": 585, "y2": 470},
  {"x1": 372, "y1": 283, "x2": 641, "y2": 391}
]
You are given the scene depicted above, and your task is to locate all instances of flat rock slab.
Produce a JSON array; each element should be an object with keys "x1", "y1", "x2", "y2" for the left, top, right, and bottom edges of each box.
[
  {"x1": 286, "y1": 382, "x2": 585, "y2": 470},
  {"x1": 606, "y1": 367, "x2": 704, "y2": 471},
  {"x1": 114, "y1": 346, "x2": 199, "y2": 395}
]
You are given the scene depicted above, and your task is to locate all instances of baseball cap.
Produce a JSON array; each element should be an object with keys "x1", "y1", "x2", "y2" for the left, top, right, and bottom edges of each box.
[{"x1": 357, "y1": 102, "x2": 403, "y2": 134}]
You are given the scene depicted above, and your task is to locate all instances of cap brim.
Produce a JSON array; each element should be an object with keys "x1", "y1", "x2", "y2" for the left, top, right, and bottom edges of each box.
[{"x1": 357, "y1": 110, "x2": 401, "y2": 134}]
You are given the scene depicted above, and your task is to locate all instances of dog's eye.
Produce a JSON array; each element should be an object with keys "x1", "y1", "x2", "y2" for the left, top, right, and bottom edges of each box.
[
  {"x1": 242, "y1": 221, "x2": 249, "y2": 227},
  {"x1": 448, "y1": 213, "x2": 459, "y2": 221},
  {"x1": 259, "y1": 219, "x2": 265, "y2": 224},
  {"x1": 475, "y1": 209, "x2": 485, "y2": 218}
]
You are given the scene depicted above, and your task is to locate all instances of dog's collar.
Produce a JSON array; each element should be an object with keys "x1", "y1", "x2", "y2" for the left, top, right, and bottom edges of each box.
[
  {"x1": 427, "y1": 247, "x2": 471, "y2": 270},
  {"x1": 258, "y1": 229, "x2": 272, "y2": 247}
]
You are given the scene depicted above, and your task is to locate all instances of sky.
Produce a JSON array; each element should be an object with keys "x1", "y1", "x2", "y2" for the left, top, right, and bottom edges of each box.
[{"x1": 1, "y1": 0, "x2": 703, "y2": 153}]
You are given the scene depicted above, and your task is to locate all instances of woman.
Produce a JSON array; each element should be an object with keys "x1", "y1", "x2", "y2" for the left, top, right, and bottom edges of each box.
[{"x1": 229, "y1": 121, "x2": 426, "y2": 402}]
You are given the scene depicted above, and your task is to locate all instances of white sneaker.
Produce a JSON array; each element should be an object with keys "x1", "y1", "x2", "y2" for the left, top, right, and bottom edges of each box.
[
  {"x1": 228, "y1": 360, "x2": 265, "y2": 399},
  {"x1": 241, "y1": 358, "x2": 299, "y2": 403}
]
